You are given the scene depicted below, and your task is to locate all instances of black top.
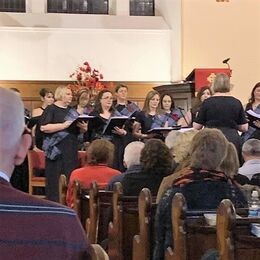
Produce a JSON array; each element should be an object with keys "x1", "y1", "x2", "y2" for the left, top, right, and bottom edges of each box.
[
  {"x1": 122, "y1": 170, "x2": 166, "y2": 196},
  {"x1": 40, "y1": 104, "x2": 79, "y2": 159},
  {"x1": 135, "y1": 111, "x2": 157, "y2": 134},
  {"x1": 195, "y1": 96, "x2": 247, "y2": 129},
  {"x1": 153, "y1": 177, "x2": 248, "y2": 260}
]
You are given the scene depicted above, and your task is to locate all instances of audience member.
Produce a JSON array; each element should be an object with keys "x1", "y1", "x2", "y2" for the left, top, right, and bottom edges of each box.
[
  {"x1": 40, "y1": 86, "x2": 88, "y2": 202},
  {"x1": 0, "y1": 87, "x2": 91, "y2": 259},
  {"x1": 178, "y1": 86, "x2": 212, "y2": 127},
  {"x1": 66, "y1": 139, "x2": 120, "y2": 207},
  {"x1": 153, "y1": 128, "x2": 247, "y2": 260},
  {"x1": 122, "y1": 138, "x2": 173, "y2": 196},
  {"x1": 242, "y1": 82, "x2": 260, "y2": 141},
  {"x1": 107, "y1": 141, "x2": 144, "y2": 191},
  {"x1": 237, "y1": 138, "x2": 260, "y2": 186},
  {"x1": 193, "y1": 73, "x2": 248, "y2": 163},
  {"x1": 156, "y1": 129, "x2": 198, "y2": 202},
  {"x1": 9, "y1": 87, "x2": 30, "y2": 192},
  {"x1": 32, "y1": 88, "x2": 54, "y2": 149}
]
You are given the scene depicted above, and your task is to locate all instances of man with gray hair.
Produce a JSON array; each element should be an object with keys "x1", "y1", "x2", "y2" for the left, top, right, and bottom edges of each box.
[
  {"x1": 238, "y1": 138, "x2": 260, "y2": 184},
  {"x1": 0, "y1": 88, "x2": 91, "y2": 258},
  {"x1": 107, "y1": 141, "x2": 144, "y2": 190}
]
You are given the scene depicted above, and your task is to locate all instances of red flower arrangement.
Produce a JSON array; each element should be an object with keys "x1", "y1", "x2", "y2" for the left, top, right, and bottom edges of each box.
[{"x1": 68, "y1": 61, "x2": 106, "y2": 100}]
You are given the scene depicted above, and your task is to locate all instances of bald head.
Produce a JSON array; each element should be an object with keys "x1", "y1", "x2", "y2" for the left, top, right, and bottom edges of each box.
[
  {"x1": 0, "y1": 88, "x2": 25, "y2": 149},
  {"x1": 242, "y1": 138, "x2": 260, "y2": 160}
]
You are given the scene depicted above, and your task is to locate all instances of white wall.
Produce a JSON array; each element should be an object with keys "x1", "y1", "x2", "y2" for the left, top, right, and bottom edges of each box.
[{"x1": 0, "y1": 10, "x2": 172, "y2": 82}]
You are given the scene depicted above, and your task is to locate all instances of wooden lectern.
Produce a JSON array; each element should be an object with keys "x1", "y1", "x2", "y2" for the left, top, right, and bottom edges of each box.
[
  {"x1": 186, "y1": 68, "x2": 232, "y2": 91},
  {"x1": 154, "y1": 81, "x2": 195, "y2": 112}
]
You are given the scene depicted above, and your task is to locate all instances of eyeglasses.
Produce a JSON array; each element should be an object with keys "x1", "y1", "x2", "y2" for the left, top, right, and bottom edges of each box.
[{"x1": 101, "y1": 97, "x2": 113, "y2": 100}]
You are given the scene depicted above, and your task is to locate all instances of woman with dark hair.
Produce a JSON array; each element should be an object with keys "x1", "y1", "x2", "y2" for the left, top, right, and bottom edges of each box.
[
  {"x1": 178, "y1": 86, "x2": 212, "y2": 127},
  {"x1": 242, "y1": 82, "x2": 260, "y2": 141},
  {"x1": 193, "y1": 73, "x2": 248, "y2": 163},
  {"x1": 66, "y1": 139, "x2": 120, "y2": 208},
  {"x1": 122, "y1": 138, "x2": 174, "y2": 196},
  {"x1": 87, "y1": 89, "x2": 128, "y2": 171},
  {"x1": 153, "y1": 129, "x2": 247, "y2": 260},
  {"x1": 159, "y1": 93, "x2": 183, "y2": 127},
  {"x1": 132, "y1": 90, "x2": 162, "y2": 140},
  {"x1": 32, "y1": 88, "x2": 54, "y2": 149}
]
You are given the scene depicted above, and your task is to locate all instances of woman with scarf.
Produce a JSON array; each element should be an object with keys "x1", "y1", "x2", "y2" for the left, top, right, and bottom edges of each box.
[
  {"x1": 159, "y1": 93, "x2": 184, "y2": 127},
  {"x1": 40, "y1": 86, "x2": 88, "y2": 202},
  {"x1": 153, "y1": 128, "x2": 247, "y2": 260},
  {"x1": 87, "y1": 89, "x2": 127, "y2": 172}
]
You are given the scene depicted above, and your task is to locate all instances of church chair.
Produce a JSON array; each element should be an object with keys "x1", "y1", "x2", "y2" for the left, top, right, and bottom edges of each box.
[
  {"x1": 132, "y1": 188, "x2": 157, "y2": 260},
  {"x1": 58, "y1": 174, "x2": 67, "y2": 205},
  {"x1": 27, "y1": 149, "x2": 46, "y2": 199}
]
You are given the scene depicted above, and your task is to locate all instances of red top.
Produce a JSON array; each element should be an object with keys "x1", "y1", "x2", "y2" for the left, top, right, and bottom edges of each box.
[{"x1": 66, "y1": 164, "x2": 120, "y2": 207}]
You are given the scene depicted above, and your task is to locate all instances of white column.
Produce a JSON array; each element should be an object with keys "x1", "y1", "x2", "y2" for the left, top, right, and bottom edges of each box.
[
  {"x1": 27, "y1": 0, "x2": 46, "y2": 14},
  {"x1": 116, "y1": 0, "x2": 129, "y2": 16}
]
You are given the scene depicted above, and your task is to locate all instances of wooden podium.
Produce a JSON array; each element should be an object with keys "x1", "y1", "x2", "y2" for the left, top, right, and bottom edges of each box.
[
  {"x1": 154, "y1": 81, "x2": 195, "y2": 112},
  {"x1": 186, "y1": 68, "x2": 232, "y2": 91}
]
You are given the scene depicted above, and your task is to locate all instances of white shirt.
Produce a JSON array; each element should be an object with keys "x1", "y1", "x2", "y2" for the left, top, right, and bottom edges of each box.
[
  {"x1": 0, "y1": 170, "x2": 10, "y2": 182},
  {"x1": 238, "y1": 159, "x2": 260, "y2": 180}
]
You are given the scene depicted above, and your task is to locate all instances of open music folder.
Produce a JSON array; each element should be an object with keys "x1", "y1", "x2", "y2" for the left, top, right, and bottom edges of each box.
[
  {"x1": 147, "y1": 125, "x2": 181, "y2": 134},
  {"x1": 69, "y1": 115, "x2": 105, "y2": 130},
  {"x1": 102, "y1": 116, "x2": 129, "y2": 135}
]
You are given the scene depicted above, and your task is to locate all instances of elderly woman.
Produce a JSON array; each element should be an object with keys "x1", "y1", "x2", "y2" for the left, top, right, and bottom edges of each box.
[
  {"x1": 156, "y1": 129, "x2": 198, "y2": 202},
  {"x1": 66, "y1": 139, "x2": 120, "y2": 208},
  {"x1": 40, "y1": 86, "x2": 87, "y2": 202},
  {"x1": 122, "y1": 138, "x2": 174, "y2": 196},
  {"x1": 153, "y1": 128, "x2": 247, "y2": 260},
  {"x1": 193, "y1": 73, "x2": 248, "y2": 162}
]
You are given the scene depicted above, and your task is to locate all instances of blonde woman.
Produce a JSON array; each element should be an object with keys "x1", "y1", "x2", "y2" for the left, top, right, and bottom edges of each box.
[{"x1": 40, "y1": 86, "x2": 87, "y2": 202}]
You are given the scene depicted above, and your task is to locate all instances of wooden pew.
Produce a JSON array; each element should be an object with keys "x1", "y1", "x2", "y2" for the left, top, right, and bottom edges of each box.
[
  {"x1": 58, "y1": 174, "x2": 67, "y2": 205},
  {"x1": 132, "y1": 188, "x2": 156, "y2": 260},
  {"x1": 90, "y1": 244, "x2": 109, "y2": 260},
  {"x1": 165, "y1": 193, "x2": 218, "y2": 260},
  {"x1": 72, "y1": 180, "x2": 113, "y2": 244},
  {"x1": 85, "y1": 182, "x2": 113, "y2": 244},
  {"x1": 217, "y1": 199, "x2": 260, "y2": 260},
  {"x1": 108, "y1": 182, "x2": 140, "y2": 260}
]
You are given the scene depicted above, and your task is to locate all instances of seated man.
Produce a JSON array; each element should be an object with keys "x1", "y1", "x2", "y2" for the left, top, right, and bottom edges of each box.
[
  {"x1": 0, "y1": 88, "x2": 91, "y2": 259},
  {"x1": 238, "y1": 138, "x2": 260, "y2": 186},
  {"x1": 106, "y1": 141, "x2": 144, "y2": 191}
]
